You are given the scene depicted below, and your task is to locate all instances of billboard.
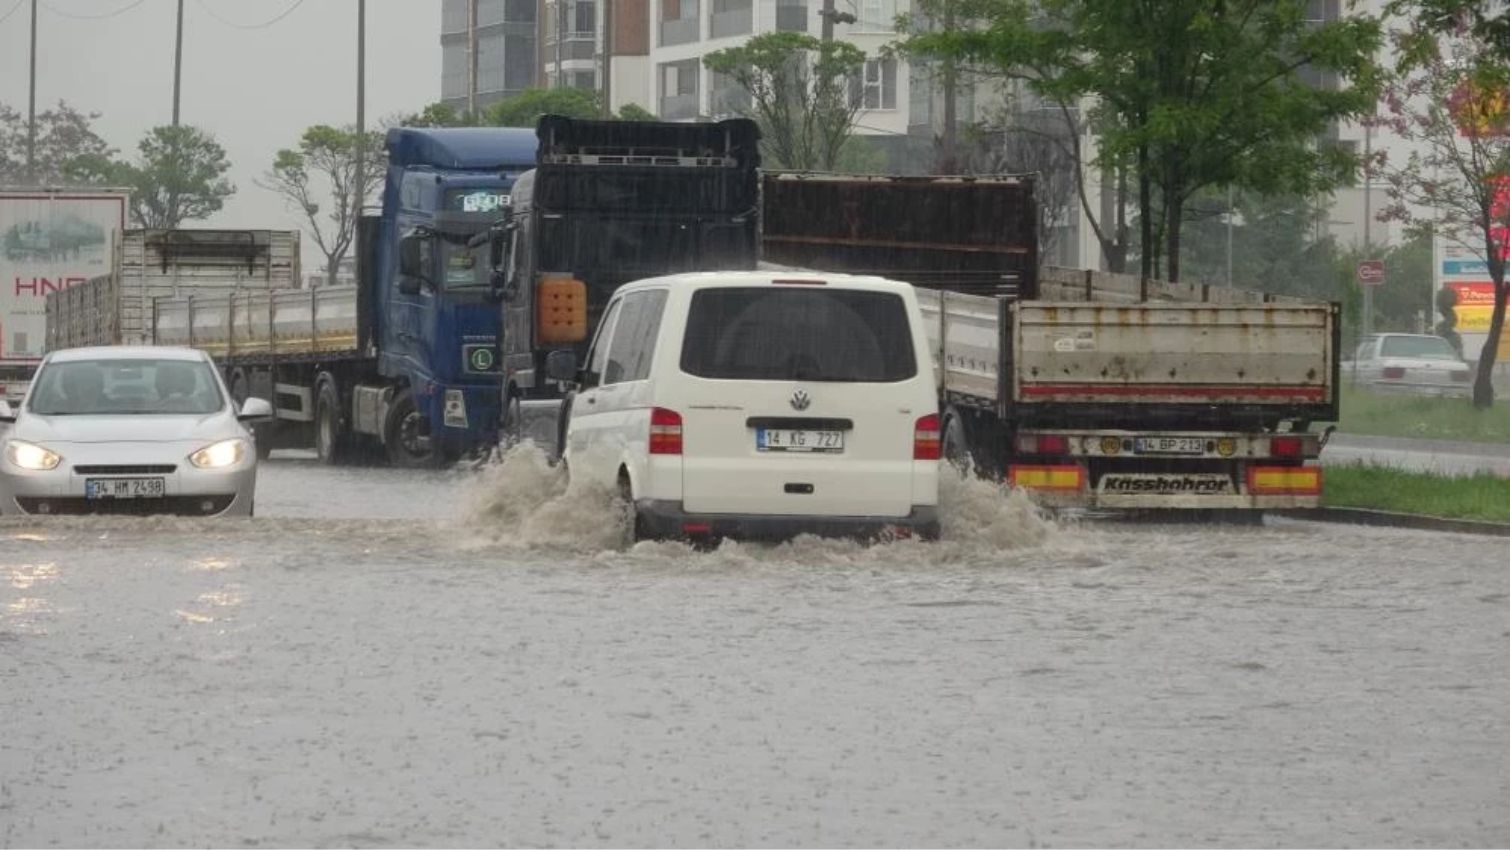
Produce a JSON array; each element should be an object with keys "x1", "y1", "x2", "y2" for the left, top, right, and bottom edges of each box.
[
  {"x1": 1434, "y1": 236, "x2": 1510, "y2": 361},
  {"x1": 0, "y1": 191, "x2": 127, "y2": 363}
]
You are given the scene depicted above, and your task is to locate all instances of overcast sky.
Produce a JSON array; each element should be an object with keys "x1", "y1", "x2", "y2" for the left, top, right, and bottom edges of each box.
[{"x1": 0, "y1": 0, "x2": 440, "y2": 274}]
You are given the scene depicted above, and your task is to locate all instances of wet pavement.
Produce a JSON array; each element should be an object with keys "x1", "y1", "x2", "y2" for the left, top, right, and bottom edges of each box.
[{"x1": 1, "y1": 451, "x2": 1506, "y2": 847}]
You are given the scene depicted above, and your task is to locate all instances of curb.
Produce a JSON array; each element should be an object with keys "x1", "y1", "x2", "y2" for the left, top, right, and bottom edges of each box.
[
  {"x1": 1326, "y1": 433, "x2": 1510, "y2": 458},
  {"x1": 1274, "y1": 507, "x2": 1510, "y2": 537}
]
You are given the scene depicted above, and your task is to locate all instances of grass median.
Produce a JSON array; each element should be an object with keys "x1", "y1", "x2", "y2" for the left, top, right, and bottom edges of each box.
[
  {"x1": 1332, "y1": 385, "x2": 1510, "y2": 444},
  {"x1": 1323, "y1": 464, "x2": 1510, "y2": 524}
]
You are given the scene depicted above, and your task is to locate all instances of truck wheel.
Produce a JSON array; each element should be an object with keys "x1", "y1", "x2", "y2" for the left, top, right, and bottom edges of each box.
[
  {"x1": 314, "y1": 379, "x2": 350, "y2": 465},
  {"x1": 942, "y1": 412, "x2": 974, "y2": 477},
  {"x1": 383, "y1": 388, "x2": 441, "y2": 469},
  {"x1": 500, "y1": 394, "x2": 523, "y2": 449}
]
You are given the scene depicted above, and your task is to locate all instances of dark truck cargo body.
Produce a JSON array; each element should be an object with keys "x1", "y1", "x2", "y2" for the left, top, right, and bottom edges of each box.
[
  {"x1": 496, "y1": 115, "x2": 760, "y2": 433},
  {"x1": 760, "y1": 172, "x2": 1039, "y2": 298},
  {"x1": 761, "y1": 174, "x2": 1337, "y2": 511}
]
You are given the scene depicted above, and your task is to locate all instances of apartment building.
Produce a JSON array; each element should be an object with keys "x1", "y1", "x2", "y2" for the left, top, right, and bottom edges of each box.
[{"x1": 440, "y1": 0, "x2": 541, "y2": 112}]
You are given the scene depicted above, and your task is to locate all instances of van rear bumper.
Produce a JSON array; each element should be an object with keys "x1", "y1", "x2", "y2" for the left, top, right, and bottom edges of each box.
[{"x1": 636, "y1": 499, "x2": 941, "y2": 543}]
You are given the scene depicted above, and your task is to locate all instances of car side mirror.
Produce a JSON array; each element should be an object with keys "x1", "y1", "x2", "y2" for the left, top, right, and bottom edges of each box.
[
  {"x1": 545, "y1": 349, "x2": 578, "y2": 383},
  {"x1": 238, "y1": 397, "x2": 273, "y2": 421},
  {"x1": 0, "y1": 399, "x2": 14, "y2": 423}
]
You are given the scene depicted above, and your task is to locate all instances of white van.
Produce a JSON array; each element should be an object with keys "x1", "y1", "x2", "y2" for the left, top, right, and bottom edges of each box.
[{"x1": 554, "y1": 271, "x2": 941, "y2": 543}]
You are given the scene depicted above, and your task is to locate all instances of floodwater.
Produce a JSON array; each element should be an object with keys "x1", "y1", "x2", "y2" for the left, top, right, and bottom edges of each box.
[{"x1": 1, "y1": 448, "x2": 1506, "y2": 847}]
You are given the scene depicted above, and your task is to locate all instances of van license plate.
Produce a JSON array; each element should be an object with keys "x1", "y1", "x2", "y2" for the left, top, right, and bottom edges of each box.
[
  {"x1": 1132, "y1": 437, "x2": 1206, "y2": 455},
  {"x1": 85, "y1": 478, "x2": 166, "y2": 500},
  {"x1": 757, "y1": 428, "x2": 844, "y2": 453}
]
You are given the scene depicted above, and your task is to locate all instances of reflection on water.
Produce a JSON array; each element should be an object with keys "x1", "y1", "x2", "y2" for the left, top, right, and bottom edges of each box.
[
  {"x1": 196, "y1": 588, "x2": 243, "y2": 608},
  {"x1": 173, "y1": 609, "x2": 214, "y2": 624},
  {"x1": 6, "y1": 561, "x2": 58, "y2": 590}
]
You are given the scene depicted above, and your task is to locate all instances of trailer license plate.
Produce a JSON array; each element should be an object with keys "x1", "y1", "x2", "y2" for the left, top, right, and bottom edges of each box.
[
  {"x1": 757, "y1": 428, "x2": 844, "y2": 453},
  {"x1": 1133, "y1": 437, "x2": 1206, "y2": 455},
  {"x1": 85, "y1": 478, "x2": 166, "y2": 500}
]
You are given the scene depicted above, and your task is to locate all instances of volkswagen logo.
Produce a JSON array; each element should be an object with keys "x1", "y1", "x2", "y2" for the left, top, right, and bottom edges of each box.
[{"x1": 790, "y1": 388, "x2": 811, "y2": 411}]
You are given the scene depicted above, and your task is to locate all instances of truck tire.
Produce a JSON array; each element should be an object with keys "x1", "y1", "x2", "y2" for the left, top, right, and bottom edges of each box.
[
  {"x1": 942, "y1": 412, "x2": 973, "y2": 477},
  {"x1": 500, "y1": 393, "x2": 523, "y2": 449},
  {"x1": 383, "y1": 388, "x2": 443, "y2": 469},
  {"x1": 314, "y1": 377, "x2": 351, "y2": 465}
]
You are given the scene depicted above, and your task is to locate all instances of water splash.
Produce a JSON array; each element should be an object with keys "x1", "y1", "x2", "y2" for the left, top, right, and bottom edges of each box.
[{"x1": 457, "y1": 446, "x2": 1061, "y2": 563}]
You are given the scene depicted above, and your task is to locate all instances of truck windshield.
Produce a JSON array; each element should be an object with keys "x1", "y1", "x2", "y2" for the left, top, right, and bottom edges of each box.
[
  {"x1": 680, "y1": 287, "x2": 917, "y2": 382},
  {"x1": 28, "y1": 358, "x2": 225, "y2": 416}
]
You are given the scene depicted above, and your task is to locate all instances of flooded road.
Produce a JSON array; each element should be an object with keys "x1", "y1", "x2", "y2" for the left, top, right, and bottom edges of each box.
[{"x1": 2, "y1": 451, "x2": 1506, "y2": 847}]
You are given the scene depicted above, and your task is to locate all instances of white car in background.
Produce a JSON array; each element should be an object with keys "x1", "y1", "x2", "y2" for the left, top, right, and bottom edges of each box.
[
  {"x1": 1346, "y1": 333, "x2": 1473, "y2": 397},
  {"x1": 553, "y1": 271, "x2": 941, "y2": 544},
  {"x1": 0, "y1": 347, "x2": 272, "y2": 517}
]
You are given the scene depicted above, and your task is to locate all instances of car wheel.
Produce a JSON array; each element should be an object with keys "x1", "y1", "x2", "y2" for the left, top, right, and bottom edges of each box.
[{"x1": 618, "y1": 473, "x2": 646, "y2": 545}]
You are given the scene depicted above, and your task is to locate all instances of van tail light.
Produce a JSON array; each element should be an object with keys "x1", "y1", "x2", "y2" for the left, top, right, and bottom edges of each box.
[
  {"x1": 914, "y1": 413, "x2": 941, "y2": 460},
  {"x1": 1015, "y1": 433, "x2": 1069, "y2": 455},
  {"x1": 649, "y1": 407, "x2": 683, "y2": 455},
  {"x1": 1270, "y1": 436, "x2": 1303, "y2": 458},
  {"x1": 1008, "y1": 464, "x2": 1085, "y2": 492},
  {"x1": 1247, "y1": 466, "x2": 1322, "y2": 496},
  {"x1": 1382, "y1": 366, "x2": 1406, "y2": 379}
]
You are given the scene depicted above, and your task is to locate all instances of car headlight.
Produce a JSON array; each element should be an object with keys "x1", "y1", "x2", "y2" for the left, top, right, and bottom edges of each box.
[
  {"x1": 6, "y1": 440, "x2": 62, "y2": 471},
  {"x1": 189, "y1": 439, "x2": 246, "y2": 469}
]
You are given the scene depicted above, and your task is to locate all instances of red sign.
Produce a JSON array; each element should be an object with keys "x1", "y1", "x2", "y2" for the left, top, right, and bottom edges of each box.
[{"x1": 1356, "y1": 259, "x2": 1385, "y2": 286}]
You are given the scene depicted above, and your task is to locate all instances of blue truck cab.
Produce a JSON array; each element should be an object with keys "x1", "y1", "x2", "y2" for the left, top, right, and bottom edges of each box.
[{"x1": 364, "y1": 127, "x2": 537, "y2": 464}]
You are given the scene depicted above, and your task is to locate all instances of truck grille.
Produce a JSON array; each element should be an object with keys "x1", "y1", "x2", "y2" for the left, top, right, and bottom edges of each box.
[{"x1": 72, "y1": 465, "x2": 178, "y2": 475}]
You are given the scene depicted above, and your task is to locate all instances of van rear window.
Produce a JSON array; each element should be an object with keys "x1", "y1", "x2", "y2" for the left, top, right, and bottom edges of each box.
[{"x1": 680, "y1": 287, "x2": 916, "y2": 382}]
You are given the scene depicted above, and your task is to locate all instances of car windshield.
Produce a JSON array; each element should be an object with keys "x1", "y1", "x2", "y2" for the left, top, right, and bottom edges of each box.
[
  {"x1": 680, "y1": 287, "x2": 917, "y2": 382},
  {"x1": 1380, "y1": 336, "x2": 1460, "y2": 360},
  {"x1": 28, "y1": 358, "x2": 224, "y2": 415},
  {"x1": 441, "y1": 235, "x2": 491, "y2": 290}
]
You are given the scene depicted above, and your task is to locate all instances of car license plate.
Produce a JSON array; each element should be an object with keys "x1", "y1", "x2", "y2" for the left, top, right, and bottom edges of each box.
[
  {"x1": 757, "y1": 428, "x2": 844, "y2": 453},
  {"x1": 1132, "y1": 436, "x2": 1206, "y2": 455},
  {"x1": 85, "y1": 478, "x2": 166, "y2": 500}
]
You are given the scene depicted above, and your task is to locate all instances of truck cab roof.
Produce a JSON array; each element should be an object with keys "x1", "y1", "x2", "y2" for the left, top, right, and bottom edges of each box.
[{"x1": 385, "y1": 127, "x2": 538, "y2": 170}]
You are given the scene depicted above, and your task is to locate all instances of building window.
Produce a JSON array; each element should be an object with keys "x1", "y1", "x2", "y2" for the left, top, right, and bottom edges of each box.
[
  {"x1": 441, "y1": 36, "x2": 468, "y2": 100},
  {"x1": 571, "y1": 70, "x2": 598, "y2": 90},
  {"x1": 441, "y1": 0, "x2": 468, "y2": 34},
  {"x1": 573, "y1": 0, "x2": 596, "y2": 37},
  {"x1": 856, "y1": 0, "x2": 895, "y2": 32},
  {"x1": 660, "y1": 59, "x2": 700, "y2": 120},
  {"x1": 851, "y1": 58, "x2": 897, "y2": 111},
  {"x1": 505, "y1": 32, "x2": 536, "y2": 92},
  {"x1": 711, "y1": 0, "x2": 752, "y2": 38},
  {"x1": 775, "y1": 0, "x2": 807, "y2": 32},
  {"x1": 661, "y1": 0, "x2": 699, "y2": 46},
  {"x1": 710, "y1": 71, "x2": 751, "y2": 117}
]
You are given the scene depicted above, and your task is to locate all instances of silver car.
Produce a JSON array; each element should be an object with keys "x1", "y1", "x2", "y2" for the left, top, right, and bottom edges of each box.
[
  {"x1": 0, "y1": 347, "x2": 272, "y2": 517},
  {"x1": 1346, "y1": 333, "x2": 1473, "y2": 397}
]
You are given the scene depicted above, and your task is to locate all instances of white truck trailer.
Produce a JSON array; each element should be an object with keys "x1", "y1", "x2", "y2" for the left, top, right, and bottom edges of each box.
[{"x1": 1, "y1": 188, "x2": 128, "y2": 399}]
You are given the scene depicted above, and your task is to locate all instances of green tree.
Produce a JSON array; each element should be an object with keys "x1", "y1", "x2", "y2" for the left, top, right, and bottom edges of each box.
[
  {"x1": 0, "y1": 100, "x2": 114, "y2": 185},
  {"x1": 616, "y1": 103, "x2": 658, "y2": 122},
  {"x1": 486, "y1": 88, "x2": 603, "y2": 126},
  {"x1": 259, "y1": 125, "x2": 383, "y2": 287},
  {"x1": 704, "y1": 31, "x2": 867, "y2": 171},
  {"x1": 399, "y1": 101, "x2": 475, "y2": 127},
  {"x1": 901, "y1": 0, "x2": 1384, "y2": 282},
  {"x1": 1377, "y1": 17, "x2": 1510, "y2": 408},
  {"x1": 68, "y1": 125, "x2": 234, "y2": 229}
]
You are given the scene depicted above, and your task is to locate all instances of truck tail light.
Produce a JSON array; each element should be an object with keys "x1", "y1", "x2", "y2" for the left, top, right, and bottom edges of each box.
[
  {"x1": 1008, "y1": 464, "x2": 1085, "y2": 491},
  {"x1": 1015, "y1": 433, "x2": 1069, "y2": 455},
  {"x1": 914, "y1": 413, "x2": 941, "y2": 460},
  {"x1": 1247, "y1": 466, "x2": 1322, "y2": 496},
  {"x1": 1382, "y1": 366, "x2": 1406, "y2": 379},
  {"x1": 1270, "y1": 436, "x2": 1303, "y2": 458},
  {"x1": 649, "y1": 407, "x2": 683, "y2": 455}
]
